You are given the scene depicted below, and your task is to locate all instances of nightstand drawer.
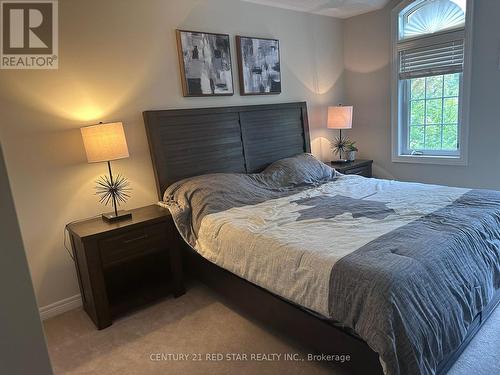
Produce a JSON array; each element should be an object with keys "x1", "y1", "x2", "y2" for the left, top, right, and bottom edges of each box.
[
  {"x1": 99, "y1": 223, "x2": 170, "y2": 267},
  {"x1": 344, "y1": 166, "x2": 371, "y2": 177}
]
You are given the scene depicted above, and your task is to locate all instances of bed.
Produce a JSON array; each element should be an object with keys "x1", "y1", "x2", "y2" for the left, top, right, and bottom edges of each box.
[{"x1": 143, "y1": 102, "x2": 500, "y2": 375}]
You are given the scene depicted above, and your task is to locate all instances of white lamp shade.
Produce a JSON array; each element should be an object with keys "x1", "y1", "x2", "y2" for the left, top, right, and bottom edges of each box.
[
  {"x1": 327, "y1": 106, "x2": 353, "y2": 129},
  {"x1": 81, "y1": 122, "x2": 129, "y2": 163}
]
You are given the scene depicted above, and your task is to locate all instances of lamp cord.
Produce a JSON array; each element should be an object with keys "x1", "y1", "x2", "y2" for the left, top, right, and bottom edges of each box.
[
  {"x1": 63, "y1": 226, "x2": 74, "y2": 261},
  {"x1": 63, "y1": 214, "x2": 101, "y2": 262}
]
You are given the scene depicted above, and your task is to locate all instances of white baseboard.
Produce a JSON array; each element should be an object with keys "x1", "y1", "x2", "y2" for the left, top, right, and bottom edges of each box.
[{"x1": 39, "y1": 294, "x2": 82, "y2": 320}]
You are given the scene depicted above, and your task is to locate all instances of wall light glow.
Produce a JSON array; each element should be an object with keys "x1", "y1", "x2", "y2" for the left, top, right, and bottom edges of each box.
[{"x1": 70, "y1": 105, "x2": 106, "y2": 122}]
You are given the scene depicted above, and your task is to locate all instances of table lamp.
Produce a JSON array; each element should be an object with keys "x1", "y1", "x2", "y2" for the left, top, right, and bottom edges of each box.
[
  {"x1": 81, "y1": 122, "x2": 132, "y2": 222},
  {"x1": 327, "y1": 105, "x2": 353, "y2": 163}
]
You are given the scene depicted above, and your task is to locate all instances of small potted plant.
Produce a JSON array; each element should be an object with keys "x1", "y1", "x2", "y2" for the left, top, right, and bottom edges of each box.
[{"x1": 345, "y1": 141, "x2": 358, "y2": 161}]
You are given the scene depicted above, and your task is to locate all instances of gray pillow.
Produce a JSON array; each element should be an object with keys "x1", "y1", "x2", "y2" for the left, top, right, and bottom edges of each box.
[{"x1": 262, "y1": 153, "x2": 335, "y2": 187}]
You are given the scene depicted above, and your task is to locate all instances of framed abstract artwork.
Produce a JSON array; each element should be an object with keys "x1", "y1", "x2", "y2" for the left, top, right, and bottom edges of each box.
[
  {"x1": 236, "y1": 36, "x2": 281, "y2": 95},
  {"x1": 176, "y1": 30, "x2": 234, "y2": 97}
]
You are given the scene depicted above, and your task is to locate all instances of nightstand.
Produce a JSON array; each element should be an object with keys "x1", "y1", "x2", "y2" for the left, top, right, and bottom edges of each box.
[
  {"x1": 330, "y1": 159, "x2": 373, "y2": 177},
  {"x1": 66, "y1": 205, "x2": 185, "y2": 329}
]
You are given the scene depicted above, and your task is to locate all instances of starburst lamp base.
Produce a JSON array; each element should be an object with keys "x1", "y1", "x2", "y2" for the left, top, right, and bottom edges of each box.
[
  {"x1": 331, "y1": 129, "x2": 350, "y2": 164},
  {"x1": 96, "y1": 161, "x2": 133, "y2": 223},
  {"x1": 102, "y1": 210, "x2": 132, "y2": 223}
]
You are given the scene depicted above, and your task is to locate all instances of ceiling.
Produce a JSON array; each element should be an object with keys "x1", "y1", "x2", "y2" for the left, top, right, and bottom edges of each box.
[{"x1": 240, "y1": 0, "x2": 391, "y2": 19}]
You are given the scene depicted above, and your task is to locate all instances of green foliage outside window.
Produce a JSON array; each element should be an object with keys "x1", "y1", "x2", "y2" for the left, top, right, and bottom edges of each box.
[{"x1": 408, "y1": 73, "x2": 460, "y2": 151}]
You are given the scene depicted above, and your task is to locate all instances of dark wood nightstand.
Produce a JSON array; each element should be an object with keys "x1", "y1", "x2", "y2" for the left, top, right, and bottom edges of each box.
[
  {"x1": 66, "y1": 205, "x2": 185, "y2": 329},
  {"x1": 330, "y1": 159, "x2": 373, "y2": 177}
]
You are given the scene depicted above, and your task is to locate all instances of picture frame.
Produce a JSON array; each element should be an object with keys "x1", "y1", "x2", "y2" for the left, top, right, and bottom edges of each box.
[
  {"x1": 236, "y1": 36, "x2": 281, "y2": 96},
  {"x1": 176, "y1": 29, "x2": 234, "y2": 97}
]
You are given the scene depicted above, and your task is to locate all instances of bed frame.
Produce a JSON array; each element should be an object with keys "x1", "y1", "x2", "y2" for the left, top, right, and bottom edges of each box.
[{"x1": 143, "y1": 102, "x2": 500, "y2": 375}]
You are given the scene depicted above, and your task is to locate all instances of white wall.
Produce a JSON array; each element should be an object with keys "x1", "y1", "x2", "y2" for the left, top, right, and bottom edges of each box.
[
  {"x1": 344, "y1": 0, "x2": 500, "y2": 188},
  {"x1": 0, "y1": 0, "x2": 345, "y2": 309}
]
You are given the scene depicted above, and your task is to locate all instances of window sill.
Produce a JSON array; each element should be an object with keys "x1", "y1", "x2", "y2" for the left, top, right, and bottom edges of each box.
[{"x1": 392, "y1": 154, "x2": 467, "y2": 166}]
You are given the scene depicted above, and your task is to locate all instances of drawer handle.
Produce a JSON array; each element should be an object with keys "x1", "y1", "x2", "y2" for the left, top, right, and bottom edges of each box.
[{"x1": 123, "y1": 234, "x2": 148, "y2": 244}]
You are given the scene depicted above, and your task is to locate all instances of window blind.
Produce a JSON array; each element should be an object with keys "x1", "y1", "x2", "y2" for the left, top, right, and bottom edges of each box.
[{"x1": 399, "y1": 39, "x2": 464, "y2": 80}]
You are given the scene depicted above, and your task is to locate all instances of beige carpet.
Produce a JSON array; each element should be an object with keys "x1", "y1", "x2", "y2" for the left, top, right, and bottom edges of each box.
[{"x1": 43, "y1": 283, "x2": 500, "y2": 375}]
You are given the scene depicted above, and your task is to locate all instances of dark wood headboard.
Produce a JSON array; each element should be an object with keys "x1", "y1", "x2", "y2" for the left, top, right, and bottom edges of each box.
[{"x1": 143, "y1": 102, "x2": 311, "y2": 199}]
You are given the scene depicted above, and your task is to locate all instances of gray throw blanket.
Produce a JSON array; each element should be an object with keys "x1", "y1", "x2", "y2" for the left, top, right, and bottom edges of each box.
[{"x1": 329, "y1": 189, "x2": 500, "y2": 375}]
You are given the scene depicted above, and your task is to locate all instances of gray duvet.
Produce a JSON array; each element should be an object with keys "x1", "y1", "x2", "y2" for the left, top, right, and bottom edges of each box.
[{"x1": 163, "y1": 154, "x2": 500, "y2": 375}]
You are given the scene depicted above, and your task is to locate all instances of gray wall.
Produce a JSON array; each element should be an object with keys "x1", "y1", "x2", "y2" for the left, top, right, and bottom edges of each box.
[
  {"x1": 0, "y1": 143, "x2": 53, "y2": 375},
  {"x1": 0, "y1": 0, "x2": 345, "y2": 309},
  {"x1": 344, "y1": 0, "x2": 500, "y2": 188}
]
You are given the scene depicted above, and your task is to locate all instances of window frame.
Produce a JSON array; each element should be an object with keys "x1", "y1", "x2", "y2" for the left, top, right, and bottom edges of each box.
[{"x1": 391, "y1": 0, "x2": 474, "y2": 166}]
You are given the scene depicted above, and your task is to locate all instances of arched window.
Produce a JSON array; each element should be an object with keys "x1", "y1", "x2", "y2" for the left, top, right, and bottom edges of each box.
[
  {"x1": 400, "y1": 0, "x2": 466, "y2": 40},
  {"x1": 391, "y1": 0, "x2": 472, "y2": 164}
]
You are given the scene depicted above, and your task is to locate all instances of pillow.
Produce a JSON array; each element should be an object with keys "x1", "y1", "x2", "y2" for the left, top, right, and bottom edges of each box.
[{"x1": 262, "y1": 153, "x2": 335, "y2": 187}]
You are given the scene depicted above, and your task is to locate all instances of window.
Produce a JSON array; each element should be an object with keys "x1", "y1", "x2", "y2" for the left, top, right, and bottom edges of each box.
[
  {"x1": 391, "y1": 0, "x2": 472, "y2": 164},
  {"x1": 399, "y1": 0, "x2": 466, "y2": 40}
]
